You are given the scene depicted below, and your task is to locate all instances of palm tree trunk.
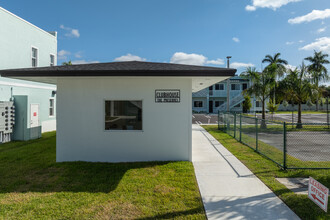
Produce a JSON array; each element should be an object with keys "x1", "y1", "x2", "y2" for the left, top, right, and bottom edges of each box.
[
  {"x1": 316, "y1": 80, "x2": 319, "y2": 111},
  {"x1": 262, "y1": 100, "x2": 265, "y2": 120},
  {"x1": 296, "y1": 102, "x2": 303, "y2": 129}
]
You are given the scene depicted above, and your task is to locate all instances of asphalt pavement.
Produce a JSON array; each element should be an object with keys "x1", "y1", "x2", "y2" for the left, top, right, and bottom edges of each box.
[
  {"x1": 192, "y1": 114, "x2": 218, "y2": 125},
  {"x1": 193, "y1": 113, "x2": 329, "y2": 124}
]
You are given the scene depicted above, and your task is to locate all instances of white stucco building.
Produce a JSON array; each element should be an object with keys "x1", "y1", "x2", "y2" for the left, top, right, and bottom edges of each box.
[{"x1": 1, "y1": 61, "x2": 236, "y2": 162}]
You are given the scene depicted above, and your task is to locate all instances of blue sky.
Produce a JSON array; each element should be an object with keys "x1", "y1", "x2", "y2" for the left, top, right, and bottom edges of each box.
[{"x1": 2, "y1": 0, "x2": 330, "y2": 77}]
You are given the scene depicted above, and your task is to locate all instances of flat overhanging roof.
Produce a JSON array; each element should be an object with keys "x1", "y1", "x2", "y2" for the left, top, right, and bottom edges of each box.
[{"x1": 0, "y1": 61, "x2": 236, "y2": 92}]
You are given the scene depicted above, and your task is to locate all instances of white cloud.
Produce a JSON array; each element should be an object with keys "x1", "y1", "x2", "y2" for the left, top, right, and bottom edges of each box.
[
  {"x1": 114, "y1": 53, "x2": 146, "y2": 62},
  {"x1": 285, "y1": 64, "x2": 297, "y2": 71},
  {"x1": 232, "y1": 37, "x2": 240, "y2": 43},
  {"x1": 298, "y1": 40, "x2": 304, "y2": 43},
  {"x1": 246, "y1": 0, "x2": 301, "y2": 11},
  {"x1": 299, "y1": 37, "x2": 330, "y2": 53},
  {"x1": 71, "y1": 60, "x2": 100, "y2": 65},
  {"x1": 75, "y1": 51, "x2": 83, "y2": 58},
  {"x1": 317, "y1": 27, "x2": 326, "y2": 33},
  {"x1": 170, "y1": 52, "x2": 224, "y2": 66},
  {"x1": 60, "y1": 24, "x2": 80, "y2": 38},
  {"x1": 206, "y1": 58, "x2": 225, "y2": 65},
  {"x1": 286, "y1": 41, "x2": 294, "y2": 45},
  {"x1": 230, "y1": 62, "x2": 255, "y2": 69},
  {"x1": 57, "y1": 50, "x2": 71, "y2": 60},
  {"x1": 288, "y1": 9, "x2": 330, "y2": 24},
  {"x1": 170, "y1": 52, "x2": 207, "y2": 65},
  {"x1": 245, "y1": 5, "x2": 256, "y2": 11}
]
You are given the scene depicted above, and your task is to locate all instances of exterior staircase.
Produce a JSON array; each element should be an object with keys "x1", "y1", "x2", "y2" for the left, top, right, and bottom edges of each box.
[
  {"x1": 216, "y1": 94, "x2": 245, "y2": 112},
  {"x1": 192, "y1": 88, "x2": 210, "y2": 97}
]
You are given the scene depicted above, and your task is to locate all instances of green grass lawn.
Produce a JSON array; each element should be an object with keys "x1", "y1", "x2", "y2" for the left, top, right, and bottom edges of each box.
[
  {"x1": 0, "y1": 132, "x2": 205, "y2": 219},
  {"x1": 274, "y1": 111, "x2": 328, "y2": 114},
  {"x1": 203, "y1": 125, "x2": 330, "y2": 220}
]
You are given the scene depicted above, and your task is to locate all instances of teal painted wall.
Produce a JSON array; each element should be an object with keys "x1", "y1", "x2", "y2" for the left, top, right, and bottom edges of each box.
[
  {"x1": 0, "y1": 7, "x2": 57, "y2": 69},
  {"x1": 0, "y1": 81, "x2": 56, "y2": 136},
  {"x1": 0, "y1": 7, "x2": 57, "y2": 137}
]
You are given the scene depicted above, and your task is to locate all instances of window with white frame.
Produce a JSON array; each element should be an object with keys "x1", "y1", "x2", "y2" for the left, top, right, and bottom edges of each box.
[
  {"x1": 50, "y1": 54, "x2": 55, "y2": 66},
  {"x1": 32, "y1": 47, "x2": 38, "y2": 67},
  {"x1": 194, "y1": 101, "x2": 203, "y2": 108},
  {"x1": 49, "y1": 98, "x2": 55, "y2": 116},
  {"x1": 231, "y1": 84, "x2": 240, "y2": 90},
  {"x1": 215, "y1": 84, "x2": 224, "y2": 90},
  {"x1": 105, "y1": 100, "x2": 142, "y2": 130},
  {"x1": 256, "y1": 101, "x2": 261, "y2": 108}
]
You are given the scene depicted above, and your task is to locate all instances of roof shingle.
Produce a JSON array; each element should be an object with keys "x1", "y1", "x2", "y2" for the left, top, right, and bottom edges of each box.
[{"x1": 0, "y1": 61, "x2": 236, "y2": 77}]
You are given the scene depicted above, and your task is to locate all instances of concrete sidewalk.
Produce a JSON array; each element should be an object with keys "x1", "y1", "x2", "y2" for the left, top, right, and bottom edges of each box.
[{"x1": 192, "y1": 124, "x2": 300, "y2": 220}]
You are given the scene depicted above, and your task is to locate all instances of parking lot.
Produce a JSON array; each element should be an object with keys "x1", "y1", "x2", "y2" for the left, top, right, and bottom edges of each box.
[
  {"x1": 257, "y1": 113, "x2": 328, "y2": 124},
  {"x1": 257, "y1": 131, "x2": 330, "y2": 162},
  {"x1": 193, "y1": 113, "x2": 329, "y2": 125},
  {"x1": 199, "y1": 112, "x2": 330, "y2": 163},
  {"x1": 192, "y1": 114, "x2": 218, "y2": 124}
]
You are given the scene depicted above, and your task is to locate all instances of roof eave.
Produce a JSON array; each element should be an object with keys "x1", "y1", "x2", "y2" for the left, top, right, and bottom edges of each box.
[{"x1": 0, "y1": 69, "x2": 237, "y2": 77}]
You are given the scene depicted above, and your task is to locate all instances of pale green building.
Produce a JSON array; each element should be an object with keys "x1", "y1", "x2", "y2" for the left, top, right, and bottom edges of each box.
[{"x1": 0, "y1": 7, "x2": 57, "y2": 141}]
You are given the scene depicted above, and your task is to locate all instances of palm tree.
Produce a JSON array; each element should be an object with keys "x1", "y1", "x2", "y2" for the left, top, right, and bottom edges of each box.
[
  {"x1": 62, "y1": 60, "x2": 72, "y2": 65},
  {"x1": 281, "y1": 63, "x2": 314, "y2": 128},
  {"x1": 262, "y1": 53, "x2": 288, "y2": 104},
  {"x1": 304, "y1": 51, "x2": 330, "y2": 111},
  {"x1": 242, "y1": 66, "x2": 275, "y2": 128}
]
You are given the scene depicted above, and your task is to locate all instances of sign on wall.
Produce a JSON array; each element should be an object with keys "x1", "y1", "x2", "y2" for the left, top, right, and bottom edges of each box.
[
  {"x1": 155, "y1": 90, "x2": 180, "y2": 103},
  {"x1": 308, "y1": 177, "x2": 328, "y2": 212}
]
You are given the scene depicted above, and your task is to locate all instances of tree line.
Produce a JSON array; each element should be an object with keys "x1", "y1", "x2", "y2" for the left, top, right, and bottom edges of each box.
[{"x1": 242, "y1": 51, "x2": 329, "y2": 128}]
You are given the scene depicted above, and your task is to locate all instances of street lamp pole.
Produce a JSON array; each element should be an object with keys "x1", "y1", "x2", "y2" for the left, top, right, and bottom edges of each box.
[{"x1": 226, "y1": 56, "x2": 232, "y2": 113}]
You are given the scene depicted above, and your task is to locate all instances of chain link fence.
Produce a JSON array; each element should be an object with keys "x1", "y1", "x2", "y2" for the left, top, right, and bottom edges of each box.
[{"x1": 218, "y1": 112, "x2": 330, "y2": 170}]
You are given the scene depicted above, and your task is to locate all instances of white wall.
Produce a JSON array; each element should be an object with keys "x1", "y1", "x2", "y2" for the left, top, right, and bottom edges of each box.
[
  {"x1": 42, "y1": 120, "x2": 56, "y2": 133},
  {"x1": 56, "y1": 77, "x2": 192, "y2": 162}
]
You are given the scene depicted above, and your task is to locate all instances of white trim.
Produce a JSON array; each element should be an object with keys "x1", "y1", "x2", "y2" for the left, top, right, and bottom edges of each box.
[
  {"x1": 31, "y1": 46, "x2": 39, "y2": 67},
  {"x1": 0, "y1": 7, "x2": 57, "y2": 39},
  {"x1": 49, "y1": 98, "x2": 55, "y2": 117},
  {"x1": 0, "y1": 80, "x2": 56, "y2": 90},
  {"x1": 50, "y1": 53, "x2": 55, "y2": 66}
]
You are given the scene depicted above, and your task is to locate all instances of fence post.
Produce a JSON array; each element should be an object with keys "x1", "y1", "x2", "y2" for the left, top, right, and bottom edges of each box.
[
  {"x1": 255, "y1": 117, "x2": 258, "y2": 152},
  {"x1": 327, "y1": 97, "x2": 329, "y2": 129},
  {"x1": 283, "y1": 122, "x2": 287, "y2": 170},
  {"x1": 239, "y1": 114, "x2": 242, "y2": 142},
  {"x1": 226, "y1": 112, "x2": 230, "y2": 134},
  {"x1": 218, "y1": 111, "x2": 220, "y2": 130},
  {"x1": 234, "y1": 113, "x2": 236, "y2": 139}
]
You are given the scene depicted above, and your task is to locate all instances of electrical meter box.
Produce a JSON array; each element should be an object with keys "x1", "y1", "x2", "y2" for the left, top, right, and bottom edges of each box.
[
  {"x1": 0, "y1": 101, "x2": 15, "y2": 143},
  {"x1": 12, "y1": 96, "x2": 41, "y2": 141}
]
